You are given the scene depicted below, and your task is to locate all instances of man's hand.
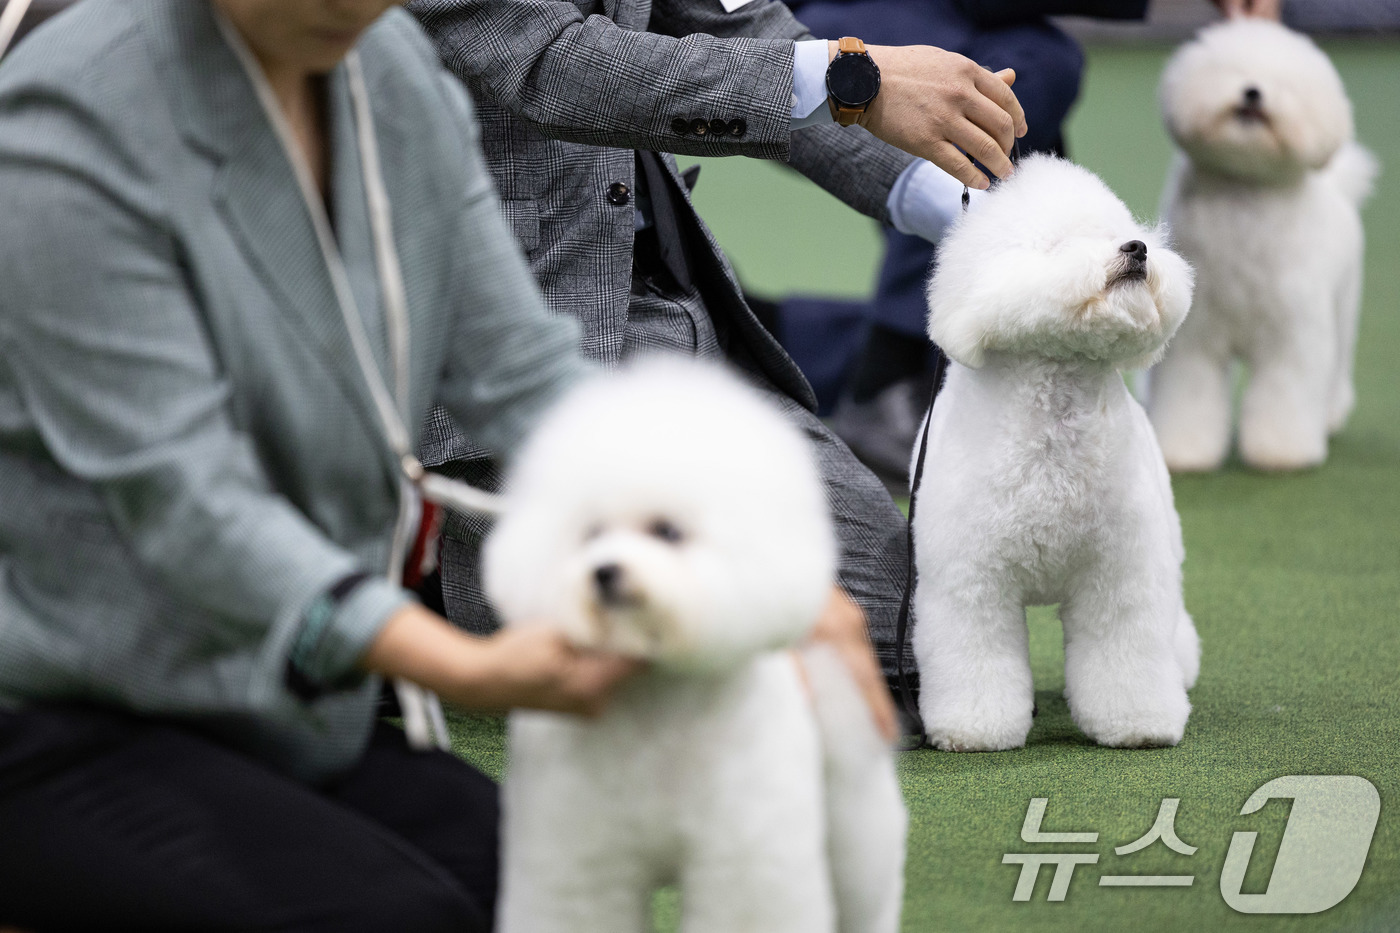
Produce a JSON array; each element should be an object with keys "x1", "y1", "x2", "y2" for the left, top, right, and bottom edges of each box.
[
  {"x1": 1211, "y1": 0, "x2": 1282, "y2": 19},
  {"x1": 831, "y1": 40, "x2": 1026, "y2": 189},
  {"x1": 806, "y1": 587, "x2": 899, "y2": 742}
]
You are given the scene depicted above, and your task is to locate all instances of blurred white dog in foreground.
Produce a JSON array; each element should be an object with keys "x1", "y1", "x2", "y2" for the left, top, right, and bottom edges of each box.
[
  {"x1": 484, "y1": 359, "x2": 906, "y2": 933},
  {"x1": 912, "y1": 156, "x2": 1200, "y2": 752},
  {"x1": 1149, "y1": 19, "x2": 1378, "y2": 471}
]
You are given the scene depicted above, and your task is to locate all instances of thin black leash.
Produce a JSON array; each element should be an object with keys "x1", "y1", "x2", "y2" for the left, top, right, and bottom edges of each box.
[
  {"x1": 892, "y1": 346, "x2": 947, "y2": 751},
  {"x1": 892, "y1": 146, "x2": 1015, "y2": 752}
]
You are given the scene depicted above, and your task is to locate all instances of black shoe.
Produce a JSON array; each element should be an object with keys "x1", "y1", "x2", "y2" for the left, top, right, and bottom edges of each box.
[{"x1": 827, "y1": 375, "x2": 933, "y2": 489}]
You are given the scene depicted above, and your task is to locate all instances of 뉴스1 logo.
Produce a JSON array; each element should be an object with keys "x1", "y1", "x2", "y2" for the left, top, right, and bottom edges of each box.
[
  {"x1": 1220, "y1": 776, "x2": 1380, "y2": 914},
  {"x1": 1002, "y1": 775, "x2": 1380, "y2": 914}
]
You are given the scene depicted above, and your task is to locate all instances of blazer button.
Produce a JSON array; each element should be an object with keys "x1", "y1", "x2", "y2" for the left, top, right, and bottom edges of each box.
[
  {"x1": 708, "y1": 118, "x2": 729, "y2": 137},
  {"x1": 607, "y1": 182, "x2": 630, "y2": 206},
  {"x1": 690, "y1": 118, "x2": 709, "y2": 136},
  {"x1": 729, "y1": 118, "x2": 747, "y2": 137},
  {"x1": 671, "y1": 116, "x2": 691, "y2": 135}
]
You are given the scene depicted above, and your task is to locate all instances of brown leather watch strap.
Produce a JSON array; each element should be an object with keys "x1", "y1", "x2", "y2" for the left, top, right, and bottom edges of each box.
[
  {"x1": 827, "y1": 37, "x2": 873, "y2": 128},
  {"x1": 828, "y1": 100, "x2": 869, "y2": 128}
]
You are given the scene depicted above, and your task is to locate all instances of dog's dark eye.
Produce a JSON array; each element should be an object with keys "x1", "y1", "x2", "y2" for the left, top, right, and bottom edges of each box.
[{"x1": 647, "y1": 518, "x2": 685, "y2": 544}]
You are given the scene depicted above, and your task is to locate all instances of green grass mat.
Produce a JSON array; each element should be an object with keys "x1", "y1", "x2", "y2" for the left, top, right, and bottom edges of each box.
[{"x1": 452, "y1": 40, "x2": 1400, "y2": 932}]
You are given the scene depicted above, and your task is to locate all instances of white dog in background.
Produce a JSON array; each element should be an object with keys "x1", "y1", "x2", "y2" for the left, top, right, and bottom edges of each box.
[
  {"x1": 1148, "y1": 19, "x2": 1378, "y2": 471},
  {"x1": 484, "y1": 359, "x2": 906, "y2": 933},
  {"x1": 912, "y1": 156, "x2": 1200, "y2": 752}
]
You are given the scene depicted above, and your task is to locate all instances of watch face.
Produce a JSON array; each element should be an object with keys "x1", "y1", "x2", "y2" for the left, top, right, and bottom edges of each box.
[{"x1": 827, "y1": 53, "x2": 881, "y2": 108}]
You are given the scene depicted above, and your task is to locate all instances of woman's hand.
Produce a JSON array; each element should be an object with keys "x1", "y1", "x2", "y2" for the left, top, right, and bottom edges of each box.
[
  {"x1": 362, "y1": 604, "x2": 642, "y2": 716},
  {"x1": 806, "y1": 587, "x2": 899, "y2": 742},
  {"x1": 466, "y1": 626, "x2": 645, "y2": 715}
]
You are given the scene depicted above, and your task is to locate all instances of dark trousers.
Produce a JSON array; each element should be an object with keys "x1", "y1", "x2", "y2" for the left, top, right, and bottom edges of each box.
[{"x1": 0, "y1": 706, "x2": 497, "y2": 932}]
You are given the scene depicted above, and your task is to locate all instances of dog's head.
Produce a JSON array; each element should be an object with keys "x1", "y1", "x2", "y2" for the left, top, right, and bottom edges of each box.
[
  {"x1": 926, "y1": 155, "x2": 1194, "y2": 370},
  {"x1": 1160, "y1": 19, "x2": 1352, "y2": 182},
  {"x1": 482, "y1": 359, "x2": 835, "y2": 672}
]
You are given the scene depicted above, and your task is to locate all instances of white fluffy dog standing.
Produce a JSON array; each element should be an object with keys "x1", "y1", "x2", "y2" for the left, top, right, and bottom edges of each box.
[
  {"x1": 483, "y1": 359, "x2": 906, "y2": 933},
  {"x1": 912, "y1": 156, "x2": 1200, "y2": 752},
  {"x1": 1149, "y1": 19, "x2": 1378, "y2": 471}
]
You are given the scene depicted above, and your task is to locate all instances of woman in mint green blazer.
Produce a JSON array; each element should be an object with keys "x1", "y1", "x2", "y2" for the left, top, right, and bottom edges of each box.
[{"x1": 0, "y1": 1, "x2": 635, "y2": 928}]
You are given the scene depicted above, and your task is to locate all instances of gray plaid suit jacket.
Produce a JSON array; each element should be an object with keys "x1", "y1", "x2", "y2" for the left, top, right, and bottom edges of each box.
[
  {"x1": 0, "y1": 1, "x2": 586, "y2": 782},
  {"x1": 409, "y1": 0, "x2": 919, "y2": 467},
  {"x1": 408, "y1": 0, "x2": 916, "y2": 672}
]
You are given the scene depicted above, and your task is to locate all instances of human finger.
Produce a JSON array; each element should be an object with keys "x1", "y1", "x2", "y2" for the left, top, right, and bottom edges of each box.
[
  {"x1": 975, "y1": 66, "x2": 1027, "y2": 138},
  {"x1": 811, "y1": 590, "x2": 898, "y2": 742},
  {"x1": 558, "y1": 651, "x2": 646, "y2": 716},
  {"x1": 964, "y1": 91, "x2": 1018, "y2": 159},
  {"x1": 946, "y1": 120, "x2": 1015, "y2": 180},
  {"x1": 926, "y1": 140, "x2": 989, "y2": 190}
]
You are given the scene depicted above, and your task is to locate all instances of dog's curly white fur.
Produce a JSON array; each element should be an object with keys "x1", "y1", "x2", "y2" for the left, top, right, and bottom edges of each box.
[
  {"x1": 913, "y1": 155, "x2": 1200, "y2": 752},
  {"x1": 484, "y1": 359, "x2": 906, "y2": 933},
  {"x1": 1148, "y1": 19, "x2": 1378, "y2": 471}
]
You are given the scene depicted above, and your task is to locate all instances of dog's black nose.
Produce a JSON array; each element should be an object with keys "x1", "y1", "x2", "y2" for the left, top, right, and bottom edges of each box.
[
  {"x1": 1120, "y1": 240, "x2": 1147, "y2": 263},
  {"x1": 594, "y1": 563, "x2": 622, "y2": 597},
  {"x1": 1243, "y1": 86, "x2": 1262, "y2": 106}
]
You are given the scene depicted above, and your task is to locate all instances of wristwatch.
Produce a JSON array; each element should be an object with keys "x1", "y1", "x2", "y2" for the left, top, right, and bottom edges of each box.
[{"x1": 825, "y1": 37, "x2": 881, "y2": 128}]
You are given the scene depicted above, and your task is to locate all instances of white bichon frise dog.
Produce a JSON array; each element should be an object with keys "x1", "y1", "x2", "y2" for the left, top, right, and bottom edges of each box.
[
  {"x1": 911, "y1": 156, "x2": 1201, "y2": 752},
  {"x1": 483, "y1": 359, "x2": 907, "y2": 933},
  {"x1": 1148, "y1": 19, "x2": 1378, "y2": 471}
]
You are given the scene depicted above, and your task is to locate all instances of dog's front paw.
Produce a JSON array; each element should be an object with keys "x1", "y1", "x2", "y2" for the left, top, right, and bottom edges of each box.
[
  {"x1": 1072, "y1": 693, "x2": 1189, "y2": 749},
  {"x1": 923, "y1": 708, "x2": 1032, "y2": 753},
  {"x1": 1239, "y1": 399, "x2": 1328, "y2": 471}
]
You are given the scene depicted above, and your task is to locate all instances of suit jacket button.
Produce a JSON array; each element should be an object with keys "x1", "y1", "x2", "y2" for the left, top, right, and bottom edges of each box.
[
  {"x1": 708, "y1": 118, "x2": 729, "y2": 137},
  {"x1": 729, "y1": 118, "x2": 747, "y2": 137},
  {"x1": 607, "y1": 182, "x2": 630, "y2": 206},
  {"x1": 671, "y1": 116, "x2": 690, "y2": 135},
  {"x1": 690, "y1": 118, "x2": 709, "y2": 136}
]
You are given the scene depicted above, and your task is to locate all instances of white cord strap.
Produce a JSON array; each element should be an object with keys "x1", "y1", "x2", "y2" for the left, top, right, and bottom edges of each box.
[
  {"x1": 216, "y1": 14, "x2": 502, "y2": 750},
  {"x1": 0, "y1": 0, "x2": 36, "y2": 61}
]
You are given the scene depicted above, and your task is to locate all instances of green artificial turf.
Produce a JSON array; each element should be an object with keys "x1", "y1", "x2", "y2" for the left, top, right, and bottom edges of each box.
[{"x1": 450, "y1": 41, "x2": 1400, "y2": 932}]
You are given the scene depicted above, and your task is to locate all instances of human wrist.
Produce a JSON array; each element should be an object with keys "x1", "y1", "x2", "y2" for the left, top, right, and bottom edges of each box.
[
  {"x1": 825, "y1": 37, "x2": 881, "y2": 128},
  {"x1": 362, "y1": 603, "x2": 489, "y2": 702}
]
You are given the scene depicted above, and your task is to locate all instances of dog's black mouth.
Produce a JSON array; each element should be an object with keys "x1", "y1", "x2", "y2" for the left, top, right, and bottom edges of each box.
[
  {"x1": 1233, "y1": 103, "x2": 1269, "y2": 125},
  {"x1": 1108, "y1": 264, "x2": 1148, "y2": 287},
  {"x1": 597, "y1": 590, "x2": 644, "y2": 610}
]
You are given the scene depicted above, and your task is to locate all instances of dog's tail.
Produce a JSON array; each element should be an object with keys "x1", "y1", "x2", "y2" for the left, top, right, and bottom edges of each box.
[{"x1": 1324, "y1": 142, "x2": 1380, "y2": 207}]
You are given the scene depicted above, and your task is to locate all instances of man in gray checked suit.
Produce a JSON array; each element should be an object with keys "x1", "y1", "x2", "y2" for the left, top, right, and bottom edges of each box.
[{"x1": 407, "y1": 0, "x2": 1027, "y2": 687}]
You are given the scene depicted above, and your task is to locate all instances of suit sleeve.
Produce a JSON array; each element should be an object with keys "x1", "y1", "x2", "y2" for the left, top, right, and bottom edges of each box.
[
  {"x1": 407, "y1": 0, "x2": 798, "y2": 160},
  {"x1": 647, "y1": 0, "x2": 916, "y2": 224},
  {"x1": 407, "y1": 0, "x2": 914, "y2": 223},
  {"x1": 0, "y1": 152, "x2": 412, "y2": 690},
  {"x1": 427, "y1": 68, "x2": 593, "y2": 456}
]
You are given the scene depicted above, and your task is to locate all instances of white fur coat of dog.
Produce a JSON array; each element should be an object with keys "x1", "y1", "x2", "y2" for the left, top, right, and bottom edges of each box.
[
  {"x1": 483, "y1": 360, "x2": 906, "y2": 933},
  {"x1": 912, "y1": 156, "x2": 1200, "y2": 752},
  {"x1": 1148, "y1": 19, "x2": 1378, "y2": 471}
]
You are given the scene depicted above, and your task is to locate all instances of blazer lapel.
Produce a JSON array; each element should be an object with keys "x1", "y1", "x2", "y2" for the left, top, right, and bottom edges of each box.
[{"x1": 150, "y1": 1, "x2": 397, "y2": 469}]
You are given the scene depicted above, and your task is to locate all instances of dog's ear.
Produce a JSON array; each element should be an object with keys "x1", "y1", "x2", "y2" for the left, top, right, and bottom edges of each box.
[{"x1": 926, "y1": 300, "x2": 988, "y2": 369}]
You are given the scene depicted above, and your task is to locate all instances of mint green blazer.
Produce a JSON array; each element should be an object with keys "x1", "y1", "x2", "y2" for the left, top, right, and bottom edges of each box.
[{"x1": 0, "y1": 0, "x2": 586, "y2": 781}]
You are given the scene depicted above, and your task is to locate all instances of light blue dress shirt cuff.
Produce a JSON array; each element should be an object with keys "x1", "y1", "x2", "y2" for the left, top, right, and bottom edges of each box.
[
  {"x1": 791, "y1": 40, "x2": 834, "y2": 130},
  {"x1": 886, "y1": 159, "x2": 989, "y2": 244}
]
